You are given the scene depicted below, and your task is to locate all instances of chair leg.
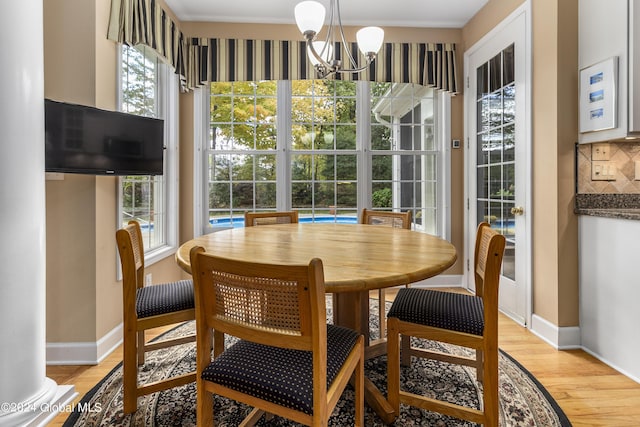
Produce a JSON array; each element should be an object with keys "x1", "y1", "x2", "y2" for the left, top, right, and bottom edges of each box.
[
  {"x1": 197, "y1": 380, "x2": 214, "y2": 427},
  {"x1": 378, "y1": 289, "x2": 386, "y2": 340},
  {"x1": 123, "y1": 325, "x2": 138, "y2": 414},
  {"x1": 386, "y1": 317, "x2": 400, "y2": 416},
  {"x1": 482, "y1": 347, "x2": 499, "y2": 427},
  {"x1": 476, "y1": 349, "x2": 484, "y2": 384},
  {"x1": 354, "y1": 340, "x2": 364, "y2": 427},
  {"x1": 400, "y1": 334, "x2": 411, "y2": 367},
  {"x1": 137, "y1": 330, "x2": 145, "y2": 365}
]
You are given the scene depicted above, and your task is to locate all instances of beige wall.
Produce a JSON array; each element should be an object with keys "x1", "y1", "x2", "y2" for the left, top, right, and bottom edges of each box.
[
  {"x1": 44, "y1": 0, "x2": 184, "y2": 344},
  {"x1": 462, "y1": 0, "x2": 526, "y2": 48},
  {"x1": 44, "y1": 0, "x2": 102, "y2": 343},
  {"x1": 183, "y1": 22, "x2": 462, "y2": 44},
  {"x1": 462, "y1": 0, "x2": 579, "y2": 327},
  {"x1": 554, "y1": 0, "x2": 579, "y2": 327}
]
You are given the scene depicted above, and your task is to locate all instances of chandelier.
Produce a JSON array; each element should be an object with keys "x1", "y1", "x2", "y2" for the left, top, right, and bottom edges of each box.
[{"x1": 294, "y1": 0, "x2": 384, "y2": 79}]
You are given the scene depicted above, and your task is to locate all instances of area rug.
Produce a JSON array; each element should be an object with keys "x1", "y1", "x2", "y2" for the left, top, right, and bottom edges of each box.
[{"x1": 64, "y1": 301, "x2": 571, "y2": 426}]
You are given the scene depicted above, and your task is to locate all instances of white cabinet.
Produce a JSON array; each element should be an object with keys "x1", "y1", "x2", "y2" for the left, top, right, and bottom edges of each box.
[
  {"x1": 579, "y1": 0, "x2": 640, "y2": 143},
  {"x1": 579, "y1": 215, "x2": 640, "y2": 382}
]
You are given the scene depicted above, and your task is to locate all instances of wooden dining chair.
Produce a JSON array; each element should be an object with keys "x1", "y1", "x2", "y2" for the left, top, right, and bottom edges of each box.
[
  {"x1": 360, "y1": 208, "x2": 411, "y2": 229},
  {"x1": 115, "y1": 220, "x2": 196, "y2": 414},
  {"x1": 360, "y1": 208, "x2": 412, "y2": 349},
  {"x1": 244, "y1": 210, "x2": 299, "y2": 226},
  {"x1": 386, "y1": 222, "x2": 506, "y2": 426},
  {"x1": 189, "y1": 246, "x2": 364, "y2": 426}
]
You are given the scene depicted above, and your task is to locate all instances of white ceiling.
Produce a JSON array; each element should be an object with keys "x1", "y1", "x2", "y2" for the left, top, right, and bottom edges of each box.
[{"x1": 165, "y1": 0, "x2": 488, "y2": 28}]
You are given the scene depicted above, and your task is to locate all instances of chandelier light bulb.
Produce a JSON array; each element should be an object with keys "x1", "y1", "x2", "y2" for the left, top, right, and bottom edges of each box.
[
  {"x1": 294, "y1": 0, "x2": 384, "y2": 78},
  {"x1": 294, "y1": 1, "x2": 326, "y2": 35},
  {"x1": 356, "y1": 26, "x2": 384, "y2": 55}
]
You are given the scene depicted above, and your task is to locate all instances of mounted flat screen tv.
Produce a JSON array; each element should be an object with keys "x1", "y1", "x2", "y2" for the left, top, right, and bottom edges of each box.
[{"x1": 44, "y1": 99, "x2": 164, "y2": 175}]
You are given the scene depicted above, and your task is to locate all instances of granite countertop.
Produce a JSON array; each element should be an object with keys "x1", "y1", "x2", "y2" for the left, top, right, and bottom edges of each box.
[{"x1": 575, "y1": 194, "x2": 640, "y2": 220}]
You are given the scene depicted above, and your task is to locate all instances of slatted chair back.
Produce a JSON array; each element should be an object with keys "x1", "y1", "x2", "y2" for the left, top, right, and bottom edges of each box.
[
  {"x1": 360, "y1": 208, "x2": 411, "y2": 229},
  {"x1": 117, "y1": 221, "x2": 146, "y2": 291},
  {"x1": 244, "y1": 211, "x2": 299, "y2": 227},
  {"x1": 465, "y1": 224, "x2": 507, "y2": 347},
  {"x1": 360, "y1": 208, "x2": 412, "y2": 355},
  {"x1": 193, "y1": 249, "x2": 322, "y2": 350},
  {"x1": 116, "y1": 220, "x2": 196, "y2": 414},
  {"x1": 189, "y1": 247, "x2": 364, "y2": 426},
  {"x1": 474, "y1": 222, "x2": 504, "y2": 300},
  {"x1": 386, "y1": 222, "x2": 506, "y2": 426}
]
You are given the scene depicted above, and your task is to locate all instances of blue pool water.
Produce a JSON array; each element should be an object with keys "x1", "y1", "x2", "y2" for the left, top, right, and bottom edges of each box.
[
  {"x1": 491, "y1": 219, "x2": 515, "y2": 229},
  {"x1": 210, "y1": 215, "x2": 358, "y2": 228}
]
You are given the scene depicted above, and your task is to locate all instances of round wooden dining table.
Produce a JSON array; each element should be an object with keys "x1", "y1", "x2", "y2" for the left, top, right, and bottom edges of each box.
[{"x1": 175, "y1": 222, "x2": 457, "y2": 423}]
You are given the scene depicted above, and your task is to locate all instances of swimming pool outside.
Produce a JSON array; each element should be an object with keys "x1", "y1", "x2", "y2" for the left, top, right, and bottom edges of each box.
[{"x1": 209, "y1": 215, "x2": 358, "y2": 228}]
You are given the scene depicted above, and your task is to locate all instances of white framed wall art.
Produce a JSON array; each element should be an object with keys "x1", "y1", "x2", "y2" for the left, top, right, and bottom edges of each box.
[{"x1": 579, "y1": 56, "x2": 618, "y2": 133}]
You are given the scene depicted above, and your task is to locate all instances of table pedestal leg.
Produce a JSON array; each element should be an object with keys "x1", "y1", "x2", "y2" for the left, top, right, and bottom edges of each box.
[
  {"x1": 333, "y1": 291, "x2": 396, "y2": 424},
  {"x1": 333, "y1": 291, "x2": 370, "y2": 345}
]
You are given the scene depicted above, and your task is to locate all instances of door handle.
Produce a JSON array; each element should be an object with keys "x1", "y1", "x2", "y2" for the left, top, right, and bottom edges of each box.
[{"x1": 511, "y1": 206, "x2": 524, "y2": 216}]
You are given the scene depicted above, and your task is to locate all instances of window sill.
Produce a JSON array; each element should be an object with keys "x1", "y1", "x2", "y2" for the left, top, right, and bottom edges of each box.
[{"x1": 145, "y1": 244, "x2": 177, "y2": 267}]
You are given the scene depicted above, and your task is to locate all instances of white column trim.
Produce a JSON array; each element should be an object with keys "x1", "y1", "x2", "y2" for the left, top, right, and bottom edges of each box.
[
  {"x1": 0, "y1": 380, "x2": 77, "y2": 427},
  {"x1": 0, "y1": 0, "x2": 74, "y2": 425}
]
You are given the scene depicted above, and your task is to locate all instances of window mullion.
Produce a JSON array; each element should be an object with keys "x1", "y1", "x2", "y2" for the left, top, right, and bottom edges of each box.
[
  {"x1": 153, "y1": 54, "x2": 164, "y2": 244},
  {"x1": 277, "y1": 80, "x2": 292, "y2": 211},
  {"x1": 357, "y1": 81, "x2": 371, "y2": 211},
  {"x1": 194, "y1": 86, "x2": 209, "y2": 236}
]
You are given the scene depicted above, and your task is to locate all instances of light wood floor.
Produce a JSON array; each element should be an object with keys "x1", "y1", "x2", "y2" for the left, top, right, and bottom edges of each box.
[{"x1": 46, "y1": 289, "x2": 640, "y2": 426}]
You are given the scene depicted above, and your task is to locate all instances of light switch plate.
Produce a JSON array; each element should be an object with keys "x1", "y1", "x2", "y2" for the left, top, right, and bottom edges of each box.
[
  {"x1": 592, "y1": 143, "x2": 610, "y2": 161},
  {"x1": 592, "y1": 161, "x2": 605, "y2": 180},
  {"x1": 592, "y1": 160, "x2": 617, "y2": 180}
]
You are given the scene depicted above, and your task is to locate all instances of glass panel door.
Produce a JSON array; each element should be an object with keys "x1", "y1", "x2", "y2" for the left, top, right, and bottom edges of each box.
[
  {"x1": 467, "y1": 8, "x2": 529, "y2": 325},
  {"x1": 476, "y1": 44, "x2": 516, "y2": 280}
]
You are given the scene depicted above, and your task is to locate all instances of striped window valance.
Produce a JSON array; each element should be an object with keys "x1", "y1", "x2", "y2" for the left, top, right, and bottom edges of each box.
[
  {"x1": 108, "y1": 0, "x2": 188, "y2": 88},
  {"x1": 107, "y1": 2, "x2": 457, "y2": 93},
  {"x1": 187, "y1": 38, "x2": 458, "y2": 94}
]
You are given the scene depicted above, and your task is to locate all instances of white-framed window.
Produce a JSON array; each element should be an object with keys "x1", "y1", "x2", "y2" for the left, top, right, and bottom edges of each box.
[
  {"x1": 118, "y1": 44, "x2": 179, "y2": 264},
  {"x1": 369, "y1": 83, "x2": 442, "y2": 235},
  {"x1": 196, "y1": 80, "x2": 450, "y2": 237}
]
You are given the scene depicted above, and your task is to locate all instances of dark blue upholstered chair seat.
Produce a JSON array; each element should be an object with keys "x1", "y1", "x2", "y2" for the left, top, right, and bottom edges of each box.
[
  {"x1": 201, "y1": 324, "x2": 359, "y2": 415},
  {"x1": 387, "y1": 288, "x2": 484, "y2": 336},
  {"x1": 135, "y1": 279, "x2": 194, "y2": 318}
]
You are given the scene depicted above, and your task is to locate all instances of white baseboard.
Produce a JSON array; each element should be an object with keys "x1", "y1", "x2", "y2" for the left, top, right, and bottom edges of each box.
[
  {"x1": 530, "y1": 315, "x2": 640, "y2": 384},
  {"x1": 579, "y1": 346, "x2": 640, "y2": 385},
  {"x1": 530, "y1": 314, "x2": 581, "y2": 350},
  {"x1": 409, "y1": 274, "x2": 463, "y2": 288},
  {"x1": 46, "y1": 323, "x2": 123, "y2": 365}
]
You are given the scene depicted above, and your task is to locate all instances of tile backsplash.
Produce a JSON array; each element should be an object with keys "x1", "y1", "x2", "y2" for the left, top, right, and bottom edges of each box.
[{"x1": 576, "y1": 141, "x2": 640, "y2": 193}]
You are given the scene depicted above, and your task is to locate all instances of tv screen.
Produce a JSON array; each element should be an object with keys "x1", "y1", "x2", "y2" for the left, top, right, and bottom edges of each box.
[{"x1": 44, "y1": 99, "x2": 164, "y2": 175}]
